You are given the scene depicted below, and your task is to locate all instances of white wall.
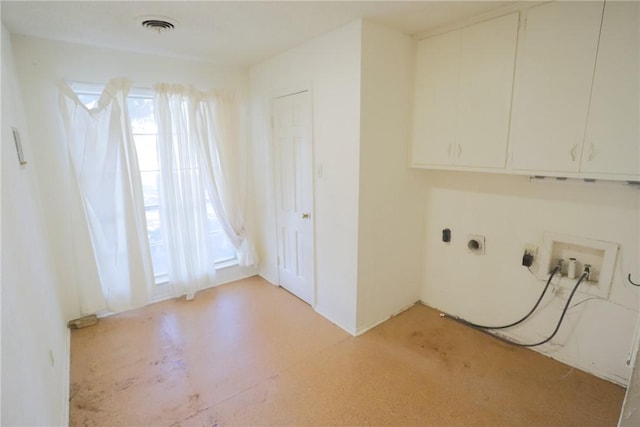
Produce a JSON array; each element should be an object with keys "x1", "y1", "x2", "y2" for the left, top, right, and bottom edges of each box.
[
  {"x1": 1, "y1": 25, "x2": 70, "y2": 426},
  {"x1": 619, "y1": 331, "x2": 640, "y2": 425},
  {"x1": 618, "y1": 210, "x2": 640, "y2": 424},
  {"x1": 355, "y1": 22, "x2": 425, "y2": 333},
  {"x1": 420, "y1": 170, "x2": 640, "y2": 384},
  {"x1": 10, "y1": 35, "x2": 252, "y2": 321},
  {"x1": 249, "y1": 21, "x2": 363, "y2": 333},
  {"x1": 249, "y1": 10, "x2": 639, "y2": 389}
]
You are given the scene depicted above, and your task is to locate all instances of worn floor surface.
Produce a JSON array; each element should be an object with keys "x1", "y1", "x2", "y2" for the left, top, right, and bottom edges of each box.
[{"x1": 70, "y1": 275, "x2": 625, "y2": 426}]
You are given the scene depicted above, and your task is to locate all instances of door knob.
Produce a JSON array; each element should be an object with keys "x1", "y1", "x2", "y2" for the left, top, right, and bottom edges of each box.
[{"x1": 302, "y1": 213, "x2": 310, "y2": 219}]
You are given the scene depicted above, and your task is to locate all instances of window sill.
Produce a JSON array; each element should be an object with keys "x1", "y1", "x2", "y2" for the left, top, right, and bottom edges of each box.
[
  {"x1": 153, "y1": 258, "x2": 239, "y2": 286},
  {"x1": 215, "y1": 258, "x2": 240, "y2": 270}
]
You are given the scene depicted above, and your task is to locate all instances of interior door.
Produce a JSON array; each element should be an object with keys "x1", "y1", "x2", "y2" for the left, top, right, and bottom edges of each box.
[{"x1": 272, "y1": 90, "x2": 314, "y2": 304}]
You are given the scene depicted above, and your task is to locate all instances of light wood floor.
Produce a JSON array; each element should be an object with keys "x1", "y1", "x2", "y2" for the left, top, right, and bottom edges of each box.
[{"x1": 70, "y1": 275, "x2": 625, "y2": 426}]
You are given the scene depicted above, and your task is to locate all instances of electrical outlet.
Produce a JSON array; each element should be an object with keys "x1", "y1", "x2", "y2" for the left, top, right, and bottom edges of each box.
[{"x1": 522, "y1": 244, "x2": 538, "y2": 267}]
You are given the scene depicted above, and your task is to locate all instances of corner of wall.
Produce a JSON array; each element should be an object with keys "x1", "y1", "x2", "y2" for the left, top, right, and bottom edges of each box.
[
  {"x1": 61, "y1": 328, "x2": 71, "y2": 426},
  {"x1": 355, "y1": 19, "x2": 425, "y2": 332}
]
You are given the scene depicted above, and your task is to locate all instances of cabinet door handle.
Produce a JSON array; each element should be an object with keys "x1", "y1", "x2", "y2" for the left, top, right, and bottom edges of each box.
[
  {"x1": 457, "y1": 144, "x2": 462, "y2": 159},
  {"x1": 570, "y1": 144, "x2": 578, "y2": 162}
]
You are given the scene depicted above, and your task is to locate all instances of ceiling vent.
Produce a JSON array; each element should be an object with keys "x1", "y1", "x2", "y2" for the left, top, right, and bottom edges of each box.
[{"x1": 141, "y1": 17, "x2": 176, "y2": 33}]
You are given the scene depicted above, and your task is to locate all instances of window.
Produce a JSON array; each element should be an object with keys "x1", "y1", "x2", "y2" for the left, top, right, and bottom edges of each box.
[
  {"x1": 72, "y1": 84, "x2": 237, "y2": 285},
  {"x1": 127, "y1": 95, "x2": 169, "y2": 282}
]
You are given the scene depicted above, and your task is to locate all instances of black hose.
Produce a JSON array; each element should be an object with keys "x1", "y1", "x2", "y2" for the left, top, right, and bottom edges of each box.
[
  {"x1": 444, "y1": 266, "x2": 560, "y2": 330},
  {"x1": 446, "y1": 272, "x2": 588, "y2": 348}
]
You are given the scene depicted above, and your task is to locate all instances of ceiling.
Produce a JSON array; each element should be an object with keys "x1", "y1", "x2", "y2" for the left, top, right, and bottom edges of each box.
[{"x1": 1, "y1": 1, "x2": 513, "y2": 67}]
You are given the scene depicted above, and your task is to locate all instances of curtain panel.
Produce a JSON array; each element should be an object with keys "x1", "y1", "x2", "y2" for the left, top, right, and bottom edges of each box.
[
  {"x1": 200, "y1": 89, "x2": 256, "y2": 267},
  {"x1": 59, "y1": 79, "x2": 154, "y2": 313},
  {"x1": 153, "y1": 84, "x2": 256, "y2": 299}
]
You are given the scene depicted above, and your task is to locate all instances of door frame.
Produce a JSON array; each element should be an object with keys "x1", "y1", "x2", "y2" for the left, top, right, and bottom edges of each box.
[{"x1": 268, "y1": 82, "x2": 316, "y2": 306}]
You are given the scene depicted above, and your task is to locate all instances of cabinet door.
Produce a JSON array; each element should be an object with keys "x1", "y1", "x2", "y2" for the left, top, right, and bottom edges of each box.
[
  {"x1": 581, "y1": 1, "x2": 639, "y2": 177},
  {"x1": 411, "y1": 30, "x2": 460, "y2": 166},
  {"x1": 456, "y1": 13, "x2": 519, "y2": 168},
  {"x1": 509, "y1": 1, "x2": 604, "y2": 172}
]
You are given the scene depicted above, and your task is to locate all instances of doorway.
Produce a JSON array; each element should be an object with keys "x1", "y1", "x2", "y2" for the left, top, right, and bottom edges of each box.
[{"x1": 271, "y1": 90, "x2": 314, "y2": 304}]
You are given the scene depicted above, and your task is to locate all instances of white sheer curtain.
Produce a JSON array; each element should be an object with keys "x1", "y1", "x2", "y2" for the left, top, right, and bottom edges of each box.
[
  {"x1": 153, "y1": 84, "x2": 256, "y2": 299},
  {"x1": 58, "y1": 79, "x2": 154, "y2": 313},
  {"x1": 154, "y1": 85, "x2": 213, "y2": 299},
  {"x1": 200, "y1": 90, "x2": 257, "y2": 267}
]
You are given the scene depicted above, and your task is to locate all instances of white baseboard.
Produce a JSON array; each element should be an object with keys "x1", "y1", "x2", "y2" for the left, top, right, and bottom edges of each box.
[
  {"x1": 355, "y1": 301, "x2": 419, "y2": 336},
  {"x1": 418, "y1": 301, "x2": 630, "y2": 387},
  {"x1": 314, "y1": 304, "x2": 357, "y2": 336},
  {"x1": 257, "y1": 271, "x2": 278, "y2": 286}
]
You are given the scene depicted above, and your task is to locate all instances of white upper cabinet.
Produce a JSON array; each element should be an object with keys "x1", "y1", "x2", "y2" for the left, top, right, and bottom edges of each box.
[
  {"x1": 411, "y1": 13, "x2": 518, "y2": 168},
  {"x1": 412, "y1": 29, "x2": 460, "y2": 166},
  {"x1": 411, "y1": 1, "x2": 637, "y2": 181},
  {"x1": 509, "y1": 1, "x2": 604, "y2": 172},
  {"x1": 456, "y1": 13, "x2": 519, "y2": 168},
  {"x1": 581, "y1": 1, "x2": 639, "y2": 178}
]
